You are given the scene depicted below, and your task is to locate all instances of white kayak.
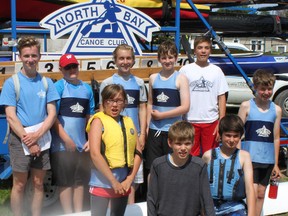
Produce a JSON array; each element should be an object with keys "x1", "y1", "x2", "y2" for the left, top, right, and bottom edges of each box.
[{"x1": 61, "y1": 182, "x2": 288, "y2": 216}]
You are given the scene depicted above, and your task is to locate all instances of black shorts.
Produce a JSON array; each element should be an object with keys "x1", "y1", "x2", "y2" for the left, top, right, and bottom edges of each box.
[
  {"x1": 252, "y1": 162, "x2": 274, "y2": 186},
  {"x1": 51, "y1": 151, "x2": 91, "y2": 187},
  {"x1": 144, "y1": 129, "x2": 172, "y2": 170}
]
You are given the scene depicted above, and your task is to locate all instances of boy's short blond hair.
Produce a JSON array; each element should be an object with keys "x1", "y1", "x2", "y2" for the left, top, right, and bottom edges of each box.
[
  {"x1": 253, "y1": 69, "x2": 276, "y2": 88},
  {"x1": 168, "y1": 121, "x2": 194, "y2": 142},
  {"x1": 17, "y1": 36, "x2": 41, "y2": 54},
  {"x1": 113, "y1": 44, "x2": 135, "y2": 62},
  {"x1": 157, "y1": 39, "x2": 178, "y2": 59}
]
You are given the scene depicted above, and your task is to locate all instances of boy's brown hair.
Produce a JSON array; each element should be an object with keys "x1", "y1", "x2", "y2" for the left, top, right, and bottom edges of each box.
[
  {"x1": 101, "y1": 84, "x2": 127, "y2": 104},
  {"x1": 219, "y1": 114, "x2": 244, "y2": 137},
  {"x1": 253, "y1": 69, "x2": 276, "y2": 88},
  {"x1": 157, "y1": 39, "x2": 178, "y2": 59},
  {"x1": 168, "y1": 121, "x2": 195, "y2": 142},
  {"x1": 194, "y1": 36, "x2": 212, "y2": 49},
  {"x1": 17, "y1": 36, "x2": 41, "y2": 54}
]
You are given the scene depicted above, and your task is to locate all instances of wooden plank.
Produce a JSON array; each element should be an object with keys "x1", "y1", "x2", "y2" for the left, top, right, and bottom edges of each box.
[
  {"x1": 0, "y1": 66, "x2": 181, "y2": 89},
  {"x1": 0, "y1": 55, "x2": 186, "y2": 74}
]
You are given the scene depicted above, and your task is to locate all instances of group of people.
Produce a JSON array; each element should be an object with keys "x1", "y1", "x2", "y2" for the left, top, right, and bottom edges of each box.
[{"x1": 0, "y1": 35, "x2": 282, "y2": 216}]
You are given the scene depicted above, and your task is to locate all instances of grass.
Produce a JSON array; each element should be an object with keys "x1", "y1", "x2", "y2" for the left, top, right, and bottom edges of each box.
[
  {"x1": 0, "y1": 179, "x2": 11, "y2": 204},
  {"x1": 0, "y1": 179, "x2": 12, "y2": 215}
]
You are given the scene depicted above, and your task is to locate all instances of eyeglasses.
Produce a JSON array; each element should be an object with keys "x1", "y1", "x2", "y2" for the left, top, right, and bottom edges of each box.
[
  {"x1": 64, "y1": 64, "x2": 78, "y2": 70},
  {"x1": 106, "y1": 99, "x2": 125, "y2": 105}
]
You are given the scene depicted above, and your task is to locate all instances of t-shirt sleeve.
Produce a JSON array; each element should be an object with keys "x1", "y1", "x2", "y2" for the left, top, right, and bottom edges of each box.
[
  {"x1": 217, "y1": 68, "x2": 229, "y2": 95},
  {"x1": 200, "y1": 163, "x2": 216, "y2": 216},
  {"x1": 147, "y1": 163, "x2": 158, "y2": 216},
  {"x1": 46, "y1": 78, "x2": 60, "y2": 103},
  {"x1": 0, "y1": 78, "x2": 16, "y2": 107},
  {"x1": 84, "y1": 82, "x2": 95, "y2": 115},
  {"x1": 99, "y1": 77, "x2": 113, "y2": 105}
]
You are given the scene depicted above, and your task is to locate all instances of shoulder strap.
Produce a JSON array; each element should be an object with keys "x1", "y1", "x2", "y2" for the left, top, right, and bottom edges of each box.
[
  {"x1": 227, "y1": 149, "x2": 239, "y2": 184},
  {"x1": 42, "y1": 76, "x2": 48, "y2": 92},
  {"x1": 120, "y1": 116, "x2": 128, "y2": 166},
  {"x1": 12, "y1": 73, "x2": 48, "y2": 102},
  {"x1": 12, "y1": 73, "x2": 20, "y2": 102},
  {"x1": 209, "y1": 148, "x2": 217, "y2": 183}
]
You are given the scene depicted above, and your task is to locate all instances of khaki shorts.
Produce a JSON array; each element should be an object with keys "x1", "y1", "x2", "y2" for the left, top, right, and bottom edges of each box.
[{"x1": 9, "y1": 132, "x2": 50, "y2": 172}]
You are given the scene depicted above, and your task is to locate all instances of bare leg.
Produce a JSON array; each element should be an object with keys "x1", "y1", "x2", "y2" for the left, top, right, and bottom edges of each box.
[
  {"x1": 254, "y1": 183, "x2": 267, "y2": 216},
  {"x1": 10, "y1": 171, "x2": 28, "y2": 216},
  {"x1": 73, "y1": 185, "x2": 84, "y2": 212},
  {"x1": 128, "y1": 183, "x2": 139, "y2": 204},
  {"x1": 59, "y1": 187, "x2": 73, "y2": 214},
  {"x1": 30, "y1": 168, "x2": 46, "y2": 216}
]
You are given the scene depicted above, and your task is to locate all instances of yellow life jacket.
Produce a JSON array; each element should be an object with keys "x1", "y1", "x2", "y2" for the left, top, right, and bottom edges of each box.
[{"x1": 86, "y1": 112, "x2": 137, "y2": 169}]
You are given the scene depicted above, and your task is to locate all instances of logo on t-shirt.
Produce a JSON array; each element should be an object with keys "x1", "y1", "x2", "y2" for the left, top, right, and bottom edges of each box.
[
  {"x1": 256, "y1": 125, "x2": 271, "y2": 137},
  {"x1": 191, "y1": 76, "x2": 213, "y2": 92},
  {"x1": 127, "y1": 94, "x2": 135, "y2": 105},
  {"x1": 156, "y1": 92, "x2": 169, "y2": 103},
  {"x1": 37, "y1": 89, "x2": 46, "y2": 99},
  {"x1": 70, "y1": 102, "x2": 84, "y2": 113}
]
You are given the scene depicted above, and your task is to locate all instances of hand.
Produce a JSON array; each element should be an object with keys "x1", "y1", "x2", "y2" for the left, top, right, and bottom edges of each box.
[
  {"x1": 29, "y1": 144, "x2": 41, "y2": 157},
  {"x1": 121, "y1": 176, "x2": 133, "y2": 193},
  {"x1": 83, "y1": 141, "x2": 90, "y2": 152},
  {"x1": 213, "y1": 123, "x2": 220, "y2": 143},
  {"x1": 271, "y1": 165, "x2": 282, "y2": 179},
  {"x1": 111, "y1": 180, "x2": 126, "y2": 195},
  {"x1": 151, "y1": 110, "x2": 163, "y2": 120},
  {"x1": 64, "y1": 138, "x2": 77, "y2": 152},
  {"x1": 22, "y1": 132, "x2": 39, "y2": 147},
  {"x1": 139, "y1": 134, "x2": 145, "y2": 151}
]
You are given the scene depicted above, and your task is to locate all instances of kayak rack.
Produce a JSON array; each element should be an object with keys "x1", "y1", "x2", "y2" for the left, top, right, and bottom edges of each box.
[{"x1": 182, "y1": 0, "x2": 288, "y2": 173}]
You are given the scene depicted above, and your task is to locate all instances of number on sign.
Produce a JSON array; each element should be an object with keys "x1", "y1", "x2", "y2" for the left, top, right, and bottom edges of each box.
[
  {"x1": 106, "y1": 61, "x2": 115, "y2": 69},
  {"x1": 0, "y1": 67, "x2": 5, "y2": 74},
  {"x1": 147, "y1": 60, "x2": 153, "y2": 67},
  {"x1": 45, "y1": 63, "x2": 54, "y2": 72},
  {"x1": 87, "y1": 62, "x2": 96, "y2": 70}
]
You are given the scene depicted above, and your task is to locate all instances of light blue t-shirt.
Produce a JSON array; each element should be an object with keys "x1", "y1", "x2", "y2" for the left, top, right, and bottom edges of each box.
[
  {"x1": 0, "y1": 72, "x2": 59, "y2": 127},
  {"x1": 51, "y1": 79, "x2": 95, "y2": 152}
]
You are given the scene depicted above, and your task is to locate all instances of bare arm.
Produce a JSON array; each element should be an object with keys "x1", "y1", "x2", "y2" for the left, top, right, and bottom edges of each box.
[
  {"x1": 218, "y1": 93, "x2": 226, "y2": 120},
  {"x1": 237, "y1": 101, "x2": 250, "y2": 148},
  {"x1": 22, "y1": 102, "x2": 57, "y2": 147},
  {"x1": 138, "y1": 102, "x2": 147, "y2": 150},
  {"x1": 52, "y1": 118, "x2": 76, "y2": 151},
  {"x1": 5, "y1": 106, "x2": 26, "y2": 140},
  {"x1": 146, "y1": 74, "x2": 155, "y2": 133},
  {"x1": 213, "y1": 93, "x2": 227, "y2": 141},
  {"x1": 272, "y1": 105, "x2": 282, "y2": 178},
  {"x1": 202, "y1": 150, "x2": 212, "y2": 164},
  {"x1": 240, "y1": 150, "x2": 256, "y2": 216},
  {"x1": 238, "y1": 101, "x2": 249, "y2": 123},
  {"x1": 89, "y1": 118, "x2": 125, "y2": 195},
  {"x1": 151, "y1": 74, "x2": 190, "y2": 120},
  {"x1": 121, "y1": 129, "x2": 142, "y2": 192},
  {"x1": 83, "y1": 114, "x2": 93, "y2": 152}
]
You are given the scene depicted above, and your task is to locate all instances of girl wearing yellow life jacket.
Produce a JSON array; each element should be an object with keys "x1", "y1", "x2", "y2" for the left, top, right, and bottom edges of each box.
[{"x1": 87, "y1": 84, "x2": 142, "y2": 216}]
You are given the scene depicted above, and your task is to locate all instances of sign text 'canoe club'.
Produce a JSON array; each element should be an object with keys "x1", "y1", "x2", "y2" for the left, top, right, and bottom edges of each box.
[{"x1": 40, "y1": 0, "x2": 160, "y2": 55}]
